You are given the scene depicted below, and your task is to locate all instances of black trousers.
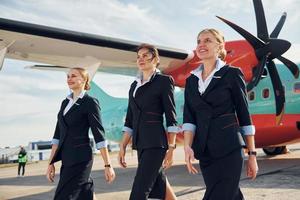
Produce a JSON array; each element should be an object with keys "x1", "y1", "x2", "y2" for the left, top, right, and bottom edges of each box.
[
  {"x1": 18, "y1": 162, "x2": 26, "y2": 176},
  {"x1": 54, "y1": 160, "x2": 94, "y2": 200},
  {"x1": 130, "y1": 148, "x2": 167, "y2": 200},
  {"x1": 200, "y1": 148, "x2": 245, "y2": 200}
]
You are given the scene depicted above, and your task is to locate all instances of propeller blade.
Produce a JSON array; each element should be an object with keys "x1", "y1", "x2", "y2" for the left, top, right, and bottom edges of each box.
[
  {"x1": 246, "y1": 56, "x2": 267, "y2": 91},
  {"x1": 266, "y1": 60, "x2": 285, "y2": 125},
  {"x1": 270, "y1": 12, "x2": 287, "y2": 38},
  {"x1": 277, "y1": 56, "x2": 300, "y2": 78},
  {"x1": 268, "y1": 38, "x2": 291, "y2": 59},
  {"x1": 216, "y1": 16, "x2": 265, "y2": 50},
  {"x1": 255, "y1": 38, "x2": 290, "y2": 59},
  {"x1": 253, "y1": 0, "x2": 269, "y2": 41}
]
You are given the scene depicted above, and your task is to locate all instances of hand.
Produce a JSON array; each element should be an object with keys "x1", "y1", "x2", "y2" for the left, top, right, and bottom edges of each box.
[
  {"x1": 46, "y1": 164, "x2": 55, "y2": 182},
  {"x1": 118, "y1": 145, "x2": 127, "y2": 168},
  {"x1": 163, "y1": 149, "x2": 174, "y2": 170},
  {"x1": 247, "y1": 155, "x2": 258, "y2": 180},
  {"x1": 104, "y1": 167, "x2": 116, "y2": 184},
  {"x1": 184, "y1": 146, "x2": 198, "y2": 174}
]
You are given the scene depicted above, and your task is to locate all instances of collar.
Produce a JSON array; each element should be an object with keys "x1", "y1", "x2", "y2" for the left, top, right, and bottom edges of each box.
[
  {"x1": 191, "y1": 58, "x2": 226, "y2": 78},
  {"x1": 135, "y1": 68, "x2": 160, "y2": 83},
  {"x1": 66, "y1": 90, "x2": 86, "y2": 100}
]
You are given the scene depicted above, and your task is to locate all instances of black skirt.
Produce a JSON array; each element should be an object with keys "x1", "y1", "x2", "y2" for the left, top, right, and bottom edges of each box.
[
  {"x1": 130, "y1": 148, "x2": 167, "y2": 200},
  {"x1": 200, "y1": 148, "x2": 245, "y2": 200},
  {"x1": 54, "y1": 160, "x2": 94, "y2": 200}
]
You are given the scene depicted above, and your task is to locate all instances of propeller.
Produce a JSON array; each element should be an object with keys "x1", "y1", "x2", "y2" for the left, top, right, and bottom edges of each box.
[
  {"x1": 217, "y1": 0, "x2": 299, "y2": 124},
  {"x1": 266, "y1": 60, "x2": 285, "y2": 125}
]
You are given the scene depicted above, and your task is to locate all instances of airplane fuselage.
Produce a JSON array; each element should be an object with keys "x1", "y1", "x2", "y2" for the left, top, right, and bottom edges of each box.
[{"x1": 92, "y1": 63, "x2": 300, "y2": 149}]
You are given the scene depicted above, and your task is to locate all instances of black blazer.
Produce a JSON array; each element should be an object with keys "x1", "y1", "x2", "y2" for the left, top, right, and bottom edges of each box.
[
  {"x1": 50, "y1": 93, "x2": 106, "y2": 167},
  {"x1": 124, "y1": 73, "x2": 177, "y2": 150},
  {"x1": 183, "y1": 65, "x2": 252, "y2": 159}
]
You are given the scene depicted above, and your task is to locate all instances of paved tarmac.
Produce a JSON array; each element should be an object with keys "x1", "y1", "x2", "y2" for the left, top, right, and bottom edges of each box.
[{"x1": 1, "y1": 144, "x2": 300, "y2": 200}]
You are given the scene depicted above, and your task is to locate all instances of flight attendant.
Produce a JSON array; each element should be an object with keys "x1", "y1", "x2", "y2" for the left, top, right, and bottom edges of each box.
[
  {"x1": 183, "y1": 28, "x2": 258, "y2": 200},
  {"x1": 118, "y1": 44, "x2": 178, "y2": 200},
  {"x1": 46, "y1": 67, "x2": 115, "y2": 200}
]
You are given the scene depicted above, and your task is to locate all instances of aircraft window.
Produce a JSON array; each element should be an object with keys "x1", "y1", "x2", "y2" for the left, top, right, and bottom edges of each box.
[
  {"x1": 248, "y1": 91, "x2": 255, "y2": 101},
  {"x1": 262, "y1": 88, "x2": 270, "y2": 98},
  {"x1": 294, "y1": 82, "x2": 300, "y2": 94}
]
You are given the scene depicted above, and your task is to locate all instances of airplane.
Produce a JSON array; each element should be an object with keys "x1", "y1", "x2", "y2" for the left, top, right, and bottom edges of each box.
[
  {"x1": 0, "y1": 0, "x2": 299, "y2": 155},
  {"x1": 91, "y1": 63, "x2": 300, "y2": 155}
]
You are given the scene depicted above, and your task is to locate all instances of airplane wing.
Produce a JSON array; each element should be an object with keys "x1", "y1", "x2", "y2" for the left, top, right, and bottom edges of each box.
[{"x1": 0, "y1": 17, "x2": 192, "y2": 77}]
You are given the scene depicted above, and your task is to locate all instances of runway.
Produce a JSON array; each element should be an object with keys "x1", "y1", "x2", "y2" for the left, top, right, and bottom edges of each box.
[{"x1": 1, "y1": 144, "x2": 300, "y2": 200}]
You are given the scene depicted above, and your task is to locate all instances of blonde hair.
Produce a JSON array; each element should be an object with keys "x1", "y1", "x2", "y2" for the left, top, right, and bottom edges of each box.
[
  {"x1": 72, "y1": 67, "x2": 91, "y2": 90},
  {"x1": 197, "y1": 28, "x2": 227, "y2": 60}
]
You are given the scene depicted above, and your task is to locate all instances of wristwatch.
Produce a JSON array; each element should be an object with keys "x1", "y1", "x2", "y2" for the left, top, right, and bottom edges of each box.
[
  {"x1": 248, "y1": 151, "x2": 257, "y2": 156},
  {"x1": 169, "y1": 144, "x2": 176, "y2": 149}
]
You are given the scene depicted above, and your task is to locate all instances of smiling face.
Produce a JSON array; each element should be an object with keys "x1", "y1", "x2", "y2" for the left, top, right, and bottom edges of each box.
[
  {"x1": 67, "y1": 69, "x2": 85, "y2": 90},
  {"x1": 136, "y1": 45, "x2": 159, "y2": 72},
  {"x1": 196, "y1": 32, "x2": 220, "y2": 61},
  {"x1": 195, "y1": 29, "x2": 226, "y2": 61}
]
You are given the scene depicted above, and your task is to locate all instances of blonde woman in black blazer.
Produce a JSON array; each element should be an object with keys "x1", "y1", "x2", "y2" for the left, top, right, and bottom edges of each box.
[
  {"x1": 46, "y1": 68, "x2": 115, "y2": 200},
  {"x1": 118, "y1": 44, "x2": 178, "y2": 200},
  {"x1": 183, "y1": 29, "x2": 258, "y2": 200}
]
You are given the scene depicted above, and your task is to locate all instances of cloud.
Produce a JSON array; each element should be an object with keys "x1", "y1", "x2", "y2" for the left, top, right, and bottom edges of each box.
[
  {"x1": 189, "y1": 0, "x2": 252, "y2": 16},
  {"x1": 282, "y1": 43, "x2": 300, "y2": 63},
  {"x1": 0, "y1": 0, "x2": 187, "y2": 48},
  {"x1": 0, "y1": 61, "x2": 66, "y2": 118},
  {"x1": 0, "y1": 117, "x2": 56, "y2": 147},
  {"x1": 0, "y1": 0, "x2": 299, "y2": 147},
  {"x1": 1, "y1": 0, "x2": 298, "y2": 48}
]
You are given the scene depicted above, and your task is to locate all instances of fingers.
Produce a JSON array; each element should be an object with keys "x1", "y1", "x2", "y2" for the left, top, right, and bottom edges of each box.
[
  {"x1": 247, "y1": 169, "x2": 256, "y2": 180},
  {"x1": 105, "y1": 168, "x2": 116, "y2": 184},
  {"x1": 46, "y1": 167, "x2": 55, "y2": 182},
  {"x1": 185, "y1": 156, "x2": 198, "y2": 174},
  {"x1": 109, "y1": 170, "x2": 116, "y2": 183},
  {"x1": 162, "y1": 159, "x2": 168, "y2": 169},
  {"x1": 249, "y1": 168, "x2": 258, "y2": 180},
  {"x1": 49, "y1": 172, "x2": 55, "y2": 182},
  {"x1": 118, "y1": 151, "x2": 127, "y2": 168},
  {"x1": 118, "y1": 154, "x2": 127, "y2": 168},
  {"x1": 163, "y1": 158, "x2": 173, "y2": 170},
  {"x1": 46, "y1": 173, "x2": 52, "y2": 182},
  {"x1": 105, "y1": 170, "x2": 110, "y2": 182},
  {"x1": 246, "y1": 162, "x2": 258, "y2": 180},
  {"x1": 184, "y1": 146, "x2": 195, "y2": 162},
  {"x1": 185, "y1": 151, "x2": 198, "y2": 174},
  {"x1": 163, "y1": 151, "x2": 174, "y2": 170},
  {"x1": 186, "y1": 160, "x2": 198, "y2": 174}
]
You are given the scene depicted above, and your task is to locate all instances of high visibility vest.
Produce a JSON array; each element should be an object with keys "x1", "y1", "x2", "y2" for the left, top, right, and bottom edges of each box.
[{"x1": 18, "y1": 154, "x2": 27, "y2": 163}]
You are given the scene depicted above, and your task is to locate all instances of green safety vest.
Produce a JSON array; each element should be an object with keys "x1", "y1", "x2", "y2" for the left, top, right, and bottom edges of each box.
[{"x1": 18, "y1": 154, "x2": 27, "y2": 163}]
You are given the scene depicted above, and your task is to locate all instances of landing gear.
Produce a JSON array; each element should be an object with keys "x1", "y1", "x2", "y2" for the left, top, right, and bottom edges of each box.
[{"x1": 262, "y1": 146, "x2": 289, "y2": 155}]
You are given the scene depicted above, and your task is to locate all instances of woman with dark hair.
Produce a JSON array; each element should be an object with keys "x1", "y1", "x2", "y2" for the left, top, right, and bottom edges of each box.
[
  {"x1": 183, "y1": 29, "x2": 258, "y2": 200},
  {"x1": 118, "y1": 44, "x2": 178, "y2": 200},
  {"x1": 46, "y1": 67, "x2": 115, "y2": 200}
]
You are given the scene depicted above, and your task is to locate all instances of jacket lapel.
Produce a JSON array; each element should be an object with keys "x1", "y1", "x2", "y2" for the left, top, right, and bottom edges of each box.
[
  {"x1": 57, "y1": 99, "x2": 69, "y2": 147},
  {"x1": 190, "y1": 76, "x2": 211, "y2": 108},
  {"x1": 60, "y1": 99, "x2": 69, "y2": 114},
  {"x1": 133, "y1": 71, "x2": 158, "y2": 99},
  {"x1": 58, "y1": 99, "x2": 68, "y2": 122},
  {"x1": 129, "y1": 82, "x2": 141, "y2": 111},
  {"x1": 203, "y1": 65, "x2": 229, "y2": 97},
  {"x1": 64, "y1": 93, "x2": 87, "y2": 117}
]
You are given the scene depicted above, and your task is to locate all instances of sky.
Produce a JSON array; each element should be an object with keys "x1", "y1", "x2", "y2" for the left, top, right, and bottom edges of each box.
[{"x1": 0, "y1": 0, "x2": 299, "y2": 147}]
